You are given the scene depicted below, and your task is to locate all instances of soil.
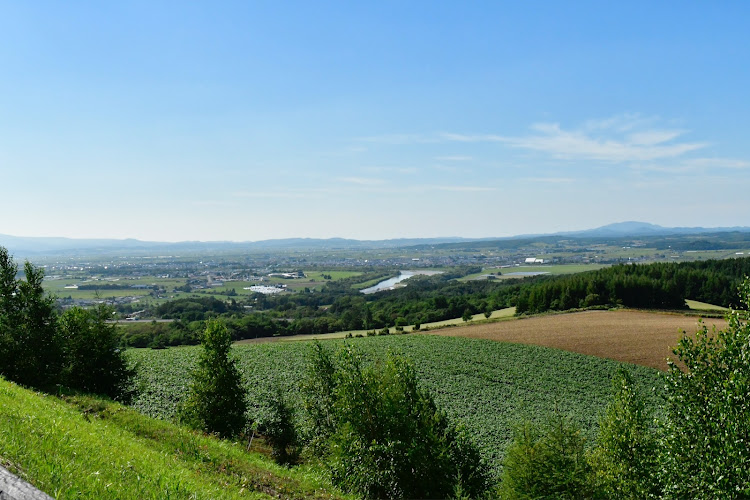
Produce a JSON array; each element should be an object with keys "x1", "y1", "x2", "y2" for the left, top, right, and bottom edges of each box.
[{"x1": 424, "y1": 310, "x2": 728, "y2": 371}]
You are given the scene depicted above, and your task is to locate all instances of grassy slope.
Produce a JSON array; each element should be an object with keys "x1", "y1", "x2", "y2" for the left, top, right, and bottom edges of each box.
[
  {"x1": 0, "y1": 379, "x2": 350, "y2": 500},
  {"x1": 129, "y1": 335, "x2": 664, "y2": 479}
]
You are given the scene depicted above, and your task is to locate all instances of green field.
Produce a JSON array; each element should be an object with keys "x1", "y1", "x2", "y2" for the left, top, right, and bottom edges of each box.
[
  {"x1": 459, "y1": 263, "x2": 607, "y2": 281},
  {"x1": 128, "y1": 335, "x2": 664, "y2": 478}
]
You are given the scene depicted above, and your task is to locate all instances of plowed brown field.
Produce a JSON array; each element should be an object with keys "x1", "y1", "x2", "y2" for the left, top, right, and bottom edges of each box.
[{"x1": 426, "y1": 310, "x2": 728, "y2": 370}]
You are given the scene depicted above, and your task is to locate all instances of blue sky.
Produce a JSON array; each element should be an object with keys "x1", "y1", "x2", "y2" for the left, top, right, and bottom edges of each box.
[{"x1": 2, "y1": 1, "x2": 749, "y2": 241}]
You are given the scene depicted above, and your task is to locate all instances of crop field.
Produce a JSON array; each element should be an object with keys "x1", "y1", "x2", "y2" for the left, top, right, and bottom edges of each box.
[
  {"x1": 128, "y1": 335, "x2": 664, "y2": 478},
  {"x1": 429, "y1": 310, "x2": 728, "y2": 371},
  {"x1": 460, "y1": 263, "x2": 607, "y2": 281}
]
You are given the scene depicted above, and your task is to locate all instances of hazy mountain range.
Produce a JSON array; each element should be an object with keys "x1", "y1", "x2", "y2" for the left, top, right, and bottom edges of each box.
[{"x1": 2, "y1": 222, "x2": 750, "y2": 257}]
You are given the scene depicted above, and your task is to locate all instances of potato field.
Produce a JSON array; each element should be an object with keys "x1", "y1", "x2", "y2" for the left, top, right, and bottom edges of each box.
[{"x1": 128, "y1": 335, "x2": 664, "y2": 478}]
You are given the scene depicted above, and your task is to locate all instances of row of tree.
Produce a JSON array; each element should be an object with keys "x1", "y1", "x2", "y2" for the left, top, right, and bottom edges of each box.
[
  {"x1": 0, "y1": 247, "x2": 133, "y2": 399},
  {"x1": 515, "y1": 259, "x2": 750, "y2": 314}
]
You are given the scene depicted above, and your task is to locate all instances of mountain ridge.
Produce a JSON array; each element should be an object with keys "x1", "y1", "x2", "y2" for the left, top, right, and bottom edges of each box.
[{"x1": 2, "y1": 222, "x2": 750, "y2": 256}]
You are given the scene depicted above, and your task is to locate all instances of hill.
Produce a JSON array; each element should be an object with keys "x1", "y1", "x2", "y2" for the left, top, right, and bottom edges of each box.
[{"x1": 0, "y1": 378, "x2": 350, "y2": 499}]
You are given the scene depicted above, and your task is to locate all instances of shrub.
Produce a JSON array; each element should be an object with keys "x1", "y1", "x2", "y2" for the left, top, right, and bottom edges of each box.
[
  {"x1": 180, "y1": 319, "x2": 247, "y2": 438},
  {"x1": 660, "y1": 279, "x2": 750, "y2": 498},
  {"x1": 588, "y1": 368, "x2": 660, "y2": 498},
  {"x1": 305, "y1": 344, "x2": 490, "y2": 499},
  {"x1": 499, "y1": 413, "x2": 595, "y2": 500},
  {"x1": 59, "y1": 304, "x2": 135, "y2": 401},
  {"x1": 257, "y1": 386, "x2": 298, "y2": 464},
  {"x1": 0, "y1": 247, "x2": 62, "y2": 389}
]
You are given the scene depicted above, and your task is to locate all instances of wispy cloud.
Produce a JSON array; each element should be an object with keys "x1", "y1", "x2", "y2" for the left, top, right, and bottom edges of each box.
[
  {"x1": 231, "y1": 188, "x2": 335, "y2": 199},
  {"x1": 361, "y1": 166, "x2": 419, "y2": 175},
  {"x1": 354, "y1": 115, "x2": 722, "y2": 165},
  {"x1": 434, "y1": 155, "x2": 473, "y2": 161},
  {"x1": 337, "y1": 176, "x2": 387, "y2": 186},
  {"x1": 355, "y1": 133, "x2": 437, "y2": 145},
  {"x1": 419, "y1": 185, "x2": 496, "y2": 192},
  {"x1": 630, "y1": 157, "x2": 750, "y2": 175},
  {"x1": 520, "y1": 177, "x2": 575, "y2": 184},
  {"x1": 444, "y1": 121, "x2": 705, "y2": 162}
]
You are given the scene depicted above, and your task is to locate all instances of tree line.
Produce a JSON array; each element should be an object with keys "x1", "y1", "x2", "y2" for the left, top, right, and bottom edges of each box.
[
  {"x1": 0, "y1": 247, "x2": 133, "y2": 399},
  {"x1": 515, "y1": 258, "x2": 750, "y2": 314}
]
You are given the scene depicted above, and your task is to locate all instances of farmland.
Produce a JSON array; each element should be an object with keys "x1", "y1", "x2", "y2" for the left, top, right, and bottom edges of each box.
[
  {"x1": 128, "y1": 335, "x2": 664, "y2": 478},
  {"x1": 428, "y1": 310, "x2": 728, "y2": 370}
]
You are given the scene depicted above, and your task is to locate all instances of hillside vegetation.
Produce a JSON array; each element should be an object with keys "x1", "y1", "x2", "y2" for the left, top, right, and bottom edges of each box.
[
  {"x1": 0, "y1": 378, "x2": 350, "y2": 499},
  {"x1": 128, "y1": 335, "x2": 665, "y2": 478}
]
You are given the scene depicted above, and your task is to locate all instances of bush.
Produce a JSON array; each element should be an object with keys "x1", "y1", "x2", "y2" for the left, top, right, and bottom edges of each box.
[
  {"x1": 180, "y1": 320, "x2": 247, "y2": 438},
  {"x1": 499, "y1": 413, "x2": 595, "y2": 500},
  {"x1": 59, "y1": 305, "x2": 135, "y2": 401},
  {"x1": 587, "y1": 368, "x2": 660, "y2": 498},
  {"x1": 0, "y1": 247, "x2": 62, "y2": 388},
  {"x1": 660, "y1": 279, "x2": 750, "y2": 498},
  {"x1": 257, "y1": 386, "x2": 298, "y2": 464},
  {"x1": 304, "y1": 344, "x2": 490, "y2": 499}
]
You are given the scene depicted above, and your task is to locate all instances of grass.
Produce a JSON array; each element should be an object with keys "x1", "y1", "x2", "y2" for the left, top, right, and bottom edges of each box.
[
  {"x1": 459, "y1": 264, "x2": 607, "y2": 281},
  {"x1": 685, "y1": 299, "x2": 729, "y2": 311},
  {"x1": 0, "y1": 379, "x2": 351, "y2": 499}
]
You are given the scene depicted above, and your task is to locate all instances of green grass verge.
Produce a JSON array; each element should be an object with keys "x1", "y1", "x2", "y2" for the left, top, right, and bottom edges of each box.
[
  {"x1": 685, "y1": 299, "x2": 729, "y2": 311},
  {"x1": 0, "y1": 379, "x2": 350, "y2": 499}
]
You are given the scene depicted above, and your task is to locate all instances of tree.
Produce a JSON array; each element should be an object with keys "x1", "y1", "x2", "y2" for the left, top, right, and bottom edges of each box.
[
  {"x1": 256, "y1": 385, "x2": 298, "y2": 464},
  {"x1": 588, "y1": 368, "x2": 660, "y2": 498},
  {"x1": 58, "y1": 304, "x2": 135, "y2": 401},
  {"x1": 0, "y1": 246, "x2": 62, "y2": 388},
  {"x1": 499, "y1": 413, "x2": 595, "y2": 500},
  {"x1": 304, "y1": 344, "x2": 490, "y2": 499},
  {"x1": 660, "y1": 278, "x2": 750, "y2": 498},
  {"x1": 180, "y1": 319, "x2": 247, "y2": 438}
]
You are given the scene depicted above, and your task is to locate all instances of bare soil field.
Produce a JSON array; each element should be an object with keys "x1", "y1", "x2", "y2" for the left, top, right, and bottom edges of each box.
[{"x1": 427, "y1": 310, "x2": 728, "y2": 370}]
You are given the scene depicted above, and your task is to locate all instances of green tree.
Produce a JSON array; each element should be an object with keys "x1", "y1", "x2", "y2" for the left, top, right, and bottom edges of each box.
[
  {"x1": 59, "y1": 304, "x2": 135, "y2": 401},
  {"x1": 257, "y1": 385, "x2": 298, "y2": 464},
  {"x1": 588, "y1": 368, "x2": 660, "y2": 498},
  {"x1": 660, "y1": 278, "x2": 750, "y2": 498},
  {"x1": 180, "y1": 319, "x2": 247, "y2": 438},
  {"x1": 0, "y1": 246, "x2": 62, "y2": 388},
  {"x1": 304, "y1": 345, "x2": 490, "y2": 499},
  {"x1": 499, "y1": 413, "x2": 595, "y2": 500}
]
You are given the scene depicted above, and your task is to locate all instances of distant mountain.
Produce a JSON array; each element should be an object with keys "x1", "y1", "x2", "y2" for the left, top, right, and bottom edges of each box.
[
  {"x1": 0, "y1": 234, "x2": 478, "y2": 257},
  {"x1": 567, "y1": 221, "x2": 750, "y2": 238},
  {"x1": 2, "y1": 222, "x2": 750, "y2": 257}
]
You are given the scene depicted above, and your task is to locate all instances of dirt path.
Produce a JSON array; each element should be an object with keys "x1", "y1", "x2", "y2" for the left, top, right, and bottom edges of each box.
[{"x1": 425, "y1": 310, "x2": 728, "y2": 371}]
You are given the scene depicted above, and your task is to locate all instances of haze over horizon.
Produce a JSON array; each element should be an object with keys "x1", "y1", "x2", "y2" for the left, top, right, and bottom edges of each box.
[{"x1": 2, "y1": 2, "x2": 749, "y2": 242}]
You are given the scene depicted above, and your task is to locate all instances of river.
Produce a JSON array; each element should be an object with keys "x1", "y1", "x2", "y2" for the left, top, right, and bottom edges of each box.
[{"x1": 360, "y1": 270, "x2": 442, "y2": 294}]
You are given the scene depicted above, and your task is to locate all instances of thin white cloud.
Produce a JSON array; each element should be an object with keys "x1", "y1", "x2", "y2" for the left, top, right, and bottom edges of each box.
[
  {"x1": 361, "y1": 166, "x2": 418, "y2": 174},
  {"x1": 355, "y1": 133, "x2": 437, "y2": 145},
  {"x1": 337, "y1": 176, "x2": 387, "y2": 186},
  {"x1": 420, "y1": 185, "x2": 496, "y2": 192},
  {"x1": 630, "y1": 157, "x2": 750, "y2": 174},
  {"x1": 684, "y1": 157, "x2": 750, "y2": 169},
  {"x1": 434, "y1": 155, "x2": 473, "y2": 161},
  {"x1": 470, "y1": 122, "x2": 706, "y2": 162},
  {"x1": 520, "y1": 177, "x2": 575, "y2": 184},
  {"x1": 231, "y1": 188, "x2": 335, "y2": 199}
]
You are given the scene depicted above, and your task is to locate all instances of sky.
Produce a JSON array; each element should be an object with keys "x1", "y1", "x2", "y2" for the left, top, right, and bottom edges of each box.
[{"x1": 1, "y1": 1, "x2": 749, "y2": 242}]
